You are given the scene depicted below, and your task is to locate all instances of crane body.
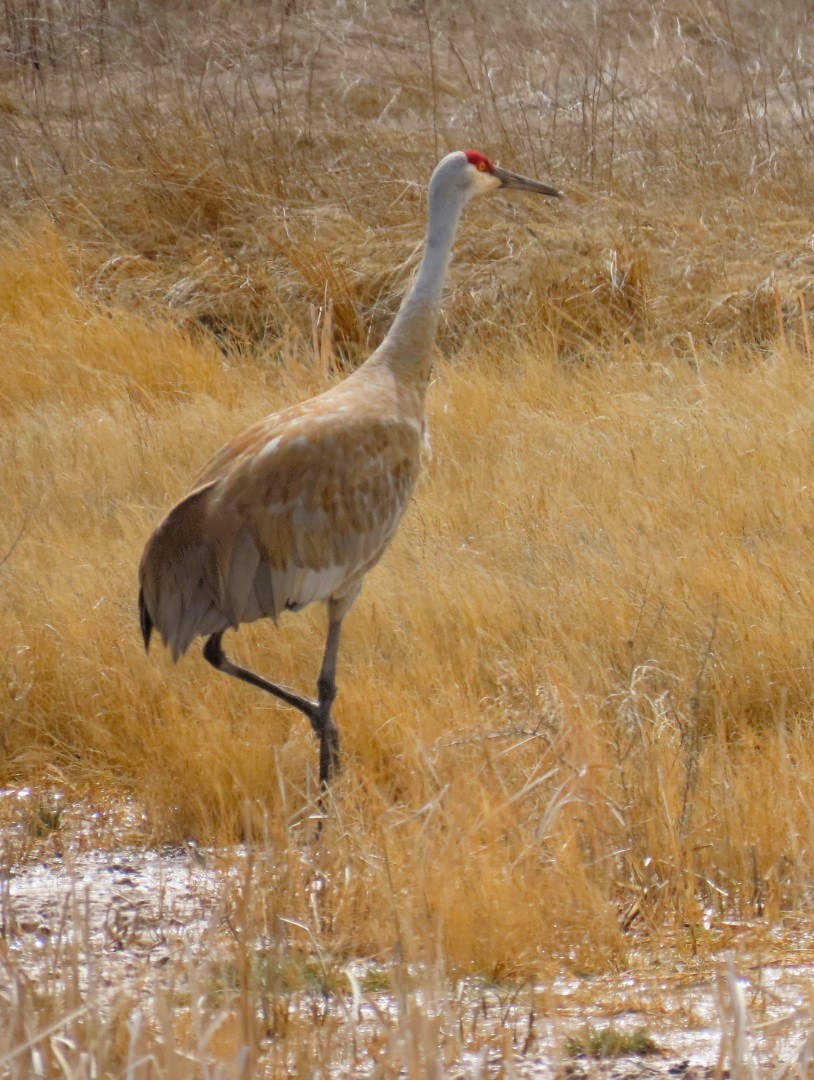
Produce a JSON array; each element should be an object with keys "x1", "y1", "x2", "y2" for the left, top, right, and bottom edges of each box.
[{"x1": 138, "y1": 150, "x2": 561, "y2": 790}]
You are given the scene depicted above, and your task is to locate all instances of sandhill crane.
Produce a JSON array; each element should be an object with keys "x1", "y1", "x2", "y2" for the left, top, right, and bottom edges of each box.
[{"x1": 138, "y1": 149, "x2": 561, "y2": 791}]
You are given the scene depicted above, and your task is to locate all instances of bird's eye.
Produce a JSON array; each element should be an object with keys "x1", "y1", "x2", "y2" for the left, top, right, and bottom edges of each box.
[{"x1": 478, "y1": 161, "x2": 487, "y2": 171}]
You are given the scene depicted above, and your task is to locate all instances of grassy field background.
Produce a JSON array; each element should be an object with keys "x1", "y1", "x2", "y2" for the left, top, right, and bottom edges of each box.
[{"x1": 3, "y1": 0, "x2": 814, "y2": 1072}]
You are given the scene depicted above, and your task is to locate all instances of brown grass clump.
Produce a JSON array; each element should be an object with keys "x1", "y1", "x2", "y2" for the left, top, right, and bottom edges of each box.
[{"x1": 4, "y1": 0, "x2": 814, "y2": 1073}]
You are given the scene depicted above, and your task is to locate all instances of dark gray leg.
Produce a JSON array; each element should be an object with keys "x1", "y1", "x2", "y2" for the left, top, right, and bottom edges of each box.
[
  {"x1": 315, "y1": 616, "x2": 343, "y2": 786},
  {"x1": 203, "y1": 632, "x2": 320, "y2": 729},
  {"x1": 202, "y1": 618, "x2": 345, "y2": 788}
]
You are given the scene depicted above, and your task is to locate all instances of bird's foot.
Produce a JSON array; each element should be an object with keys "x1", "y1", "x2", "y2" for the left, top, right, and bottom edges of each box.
[{"x1": 301, "y1": 700, "x2": 321, "y2": 734}]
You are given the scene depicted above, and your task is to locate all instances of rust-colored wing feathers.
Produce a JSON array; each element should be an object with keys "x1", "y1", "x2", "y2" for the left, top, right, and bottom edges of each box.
[
  {"x1": 139, "y1": 389, "x2": 423, "y2": 660},
  {"x1": 232, "y1": 417, "x2": 421, "y2": 567}
]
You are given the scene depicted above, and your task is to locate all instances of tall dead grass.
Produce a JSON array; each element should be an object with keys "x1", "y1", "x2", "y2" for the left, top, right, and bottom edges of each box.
[{"x1": 4, "y1": 0, "x2": 814, "y2": 1072}]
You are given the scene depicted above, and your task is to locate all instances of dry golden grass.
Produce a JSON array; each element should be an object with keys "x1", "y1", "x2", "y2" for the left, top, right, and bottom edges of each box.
[{"x1": 4, "y1": 0, "x2": 814, "y2": 1073}]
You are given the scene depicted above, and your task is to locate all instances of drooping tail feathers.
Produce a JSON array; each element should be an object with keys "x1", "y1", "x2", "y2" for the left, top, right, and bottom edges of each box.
[
  {"x1": 138, "y1": 483, "x2": 231, "y2": 661},
  {"x1": 138, "y1": 586, "x2": 153, "y2": 651}
]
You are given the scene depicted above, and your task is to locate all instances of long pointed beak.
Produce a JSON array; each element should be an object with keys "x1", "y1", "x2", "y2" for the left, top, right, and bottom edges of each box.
[{"x1": 493, "y1": 165, "x2": 562, "y2": 198}]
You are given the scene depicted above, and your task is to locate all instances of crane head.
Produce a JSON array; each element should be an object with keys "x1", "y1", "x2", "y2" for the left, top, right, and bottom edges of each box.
[
  {"x1": 463, "y1": 150, "x2": 562, "y2": 198},
  {"x1": 429, "y1": 150, "x2": 561, "y2": 204}
]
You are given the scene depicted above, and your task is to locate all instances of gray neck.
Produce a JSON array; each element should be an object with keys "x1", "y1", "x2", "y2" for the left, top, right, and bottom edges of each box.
[{"x1": 377, "y1": 180, "x2": 465, "y2": 367}]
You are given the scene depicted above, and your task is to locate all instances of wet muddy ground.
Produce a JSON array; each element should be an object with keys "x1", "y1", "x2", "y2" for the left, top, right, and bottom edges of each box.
[{"x1": 3, "y1": 839, "x2": 814, "y2": 1077}]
